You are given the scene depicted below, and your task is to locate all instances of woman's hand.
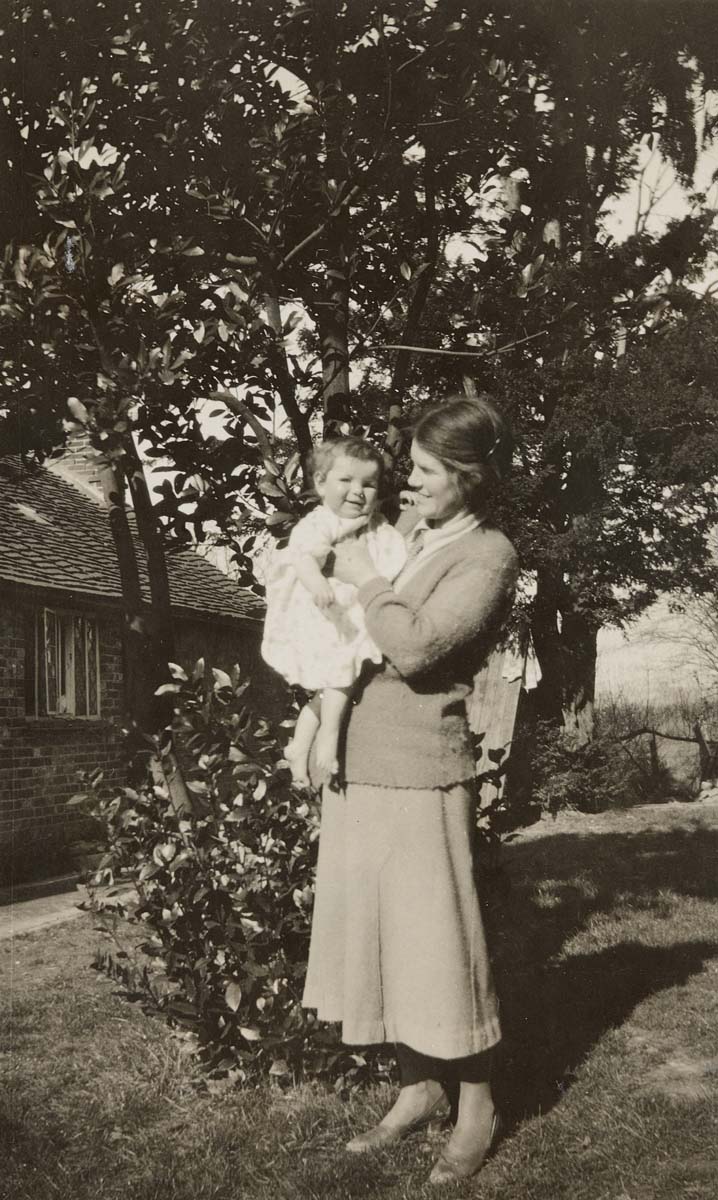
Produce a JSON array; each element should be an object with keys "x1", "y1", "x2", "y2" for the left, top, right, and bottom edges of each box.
[{"x1": 331, "y1": 539, "x2": 379, "y2": 588}]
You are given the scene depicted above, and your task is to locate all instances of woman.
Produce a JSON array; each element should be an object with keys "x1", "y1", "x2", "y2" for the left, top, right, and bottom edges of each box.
[{"x1": 302, "y1": 395, "x2": 518, "y2": 1185}]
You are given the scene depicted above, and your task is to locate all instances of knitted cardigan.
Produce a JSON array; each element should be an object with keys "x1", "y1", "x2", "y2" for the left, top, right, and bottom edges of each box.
[{"x1": 343, "y1": 522, "x2": 518, "y2": 790}]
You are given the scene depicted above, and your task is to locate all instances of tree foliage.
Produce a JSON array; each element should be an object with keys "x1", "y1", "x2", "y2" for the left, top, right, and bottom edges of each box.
[
  {"x1": 2, "y1": 0, "x2": 718, "y2": 736},
  {"x1": 380, "y1": 0, "x2": 718, "y2": 730}
]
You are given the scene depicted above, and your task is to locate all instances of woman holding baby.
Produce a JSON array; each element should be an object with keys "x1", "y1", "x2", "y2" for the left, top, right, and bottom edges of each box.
[{"x1": 262, "y1": 394, "x2": 517, "y2": 1184}]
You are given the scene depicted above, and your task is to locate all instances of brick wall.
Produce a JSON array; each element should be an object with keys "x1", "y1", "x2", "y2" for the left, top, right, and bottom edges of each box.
[
  {"x1": 0, "y1": 594, "x2": 282, "y2": 880},
  {"x1": 0, "y1": 598, "x2": 126, "y2": 876}
]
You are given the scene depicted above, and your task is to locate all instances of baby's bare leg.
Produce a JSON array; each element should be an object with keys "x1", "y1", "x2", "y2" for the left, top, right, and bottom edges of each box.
[
  {"x1": 285, "y1": 703, "x2": 320, "y2": 785},
  {"x1": 315, "y1": 686, "x2": 352, "y2": 783}
]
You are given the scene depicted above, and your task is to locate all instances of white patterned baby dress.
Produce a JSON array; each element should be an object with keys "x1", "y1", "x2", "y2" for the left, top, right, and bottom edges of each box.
[{"x1": 261, "y1": 505, "x2": 407, "y2": 690}]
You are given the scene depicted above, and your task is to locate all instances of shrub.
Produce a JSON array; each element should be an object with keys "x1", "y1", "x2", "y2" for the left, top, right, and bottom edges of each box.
[
  {"x1": 528, "y1": 720, "x2": 674, "y2": 814},
  {"x1": 75, "y1": 661, "x2": 388, "y2": 1087}
]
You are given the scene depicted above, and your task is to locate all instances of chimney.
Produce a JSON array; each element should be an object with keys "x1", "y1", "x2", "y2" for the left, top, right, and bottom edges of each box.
[{"x1": 46, "y1": 429, "x2": 106, "y2": 505}]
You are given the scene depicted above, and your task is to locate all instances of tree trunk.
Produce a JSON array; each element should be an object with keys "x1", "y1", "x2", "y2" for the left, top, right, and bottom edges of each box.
[
  {"x1": 124, "y1": 438, "x2": 175, "y2": 666},
  {"x1": 97, "y1": 445, "x2": 191, "y2": 816},
  {"x1": 263, "y1": 275, "x2": 312, "y2": 473},
  {"x1": 524, "y1": 55, "x2": 605, "y2": 746},
  {"x1": 386, "y1": 150, "x2": 440, "y2": 459},
  {"x1": 320, "y1": 217, "x2": 351, "y2": 437},
  {"x1": 531, "y1": 569, "x2": 598, "y2": 743},
  {"x1": 559, "y1": 612, "x2": 598, "y2": 742},
  {"x1": 122, "y1": 438, "x2": 192, "y2": 816},
  {"x1": 310, "y1": 0, "x2": 352, "y2": 439},
  {"x1": 96, "y1": 453, "x2": 157, "y2": 732}
]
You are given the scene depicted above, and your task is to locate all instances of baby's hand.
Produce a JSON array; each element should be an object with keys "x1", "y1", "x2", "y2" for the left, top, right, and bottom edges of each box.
[
  {"x1": 399, "y1": 489, "x2": 418, "y2": 509},
  {"x1": 311, "y1": 579, "x2": 335, "y2": 610}
]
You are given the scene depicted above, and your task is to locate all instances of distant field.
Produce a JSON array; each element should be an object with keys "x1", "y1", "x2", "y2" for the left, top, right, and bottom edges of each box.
[{"x1": 596, "y1": 598, "x2": 709, "y2": 704}]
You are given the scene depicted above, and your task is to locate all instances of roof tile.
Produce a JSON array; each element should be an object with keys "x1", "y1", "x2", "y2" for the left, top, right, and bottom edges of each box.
[{"x1": 0, "y1": 457, "x2": 262, "y2": 623}]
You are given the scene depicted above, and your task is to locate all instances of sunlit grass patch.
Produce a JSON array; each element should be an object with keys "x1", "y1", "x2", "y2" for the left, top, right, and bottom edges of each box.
[{"x1": 2, "y1": 803, "x2": 718, "y2": 1200}]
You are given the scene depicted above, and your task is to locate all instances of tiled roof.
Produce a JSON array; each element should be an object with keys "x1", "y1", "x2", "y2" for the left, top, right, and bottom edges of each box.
[{"x1": 0, "y1": 457, "x2": 262, "y2": 623}]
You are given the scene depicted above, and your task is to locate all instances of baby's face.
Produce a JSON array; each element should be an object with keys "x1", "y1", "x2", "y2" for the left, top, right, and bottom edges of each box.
[{"x1": 315, "y1": 454, "x2": 380, "y2": 519}]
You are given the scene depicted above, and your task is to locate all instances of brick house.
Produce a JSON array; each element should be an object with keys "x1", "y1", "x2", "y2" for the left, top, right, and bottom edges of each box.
[{"x1": 0, "y1": 454, "x2": 274, "y2": 878}]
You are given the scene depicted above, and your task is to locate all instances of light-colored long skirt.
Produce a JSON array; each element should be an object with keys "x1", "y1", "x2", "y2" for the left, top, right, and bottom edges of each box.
[{"x1": 302, "y1": 781, "x2": 501, "y2": 1060}]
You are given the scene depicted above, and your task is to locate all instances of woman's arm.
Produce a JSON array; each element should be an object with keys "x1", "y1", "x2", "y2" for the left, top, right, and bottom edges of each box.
[{"x1": 357, "y1": 549, "x2": 518, "y2": 678}]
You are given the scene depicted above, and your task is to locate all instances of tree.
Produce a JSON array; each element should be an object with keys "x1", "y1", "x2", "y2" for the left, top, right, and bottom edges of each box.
[
  {"x1": 3, "y1": 0, "x2": 718, "y2": 745},
  {"x1": 0, "y1": 0, "x2": 526, "y2": 726},
  {"x1": 0, "y1": 0, "x2": 535, "y2": 456},
  {"x1": 371, "y1": 0, "x2": 718, "y2": 736}
]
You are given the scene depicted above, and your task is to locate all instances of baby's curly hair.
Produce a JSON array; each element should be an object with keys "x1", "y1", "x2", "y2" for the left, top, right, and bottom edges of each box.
[{"x1": 310, "y1": 436, "x2": 385, "y2": 490}]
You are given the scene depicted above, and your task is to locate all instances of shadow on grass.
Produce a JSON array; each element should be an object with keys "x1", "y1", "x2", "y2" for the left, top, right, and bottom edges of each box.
[{"x1": 490, "y1": 821, "x2": 718, "y2": 1125}]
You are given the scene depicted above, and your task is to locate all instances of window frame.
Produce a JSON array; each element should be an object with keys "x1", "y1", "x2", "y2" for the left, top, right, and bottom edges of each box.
[{"x1": 26, "y1": 606, "x2": 101, "y2": 719}]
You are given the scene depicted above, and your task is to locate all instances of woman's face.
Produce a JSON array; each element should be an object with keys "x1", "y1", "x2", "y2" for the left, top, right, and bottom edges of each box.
[{"x1": 407, "y1": 441, "x2": 465, "y2": 524}]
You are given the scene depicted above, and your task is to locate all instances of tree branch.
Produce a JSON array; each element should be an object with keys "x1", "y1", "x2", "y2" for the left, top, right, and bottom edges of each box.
[
  {"x1": 372, "y1": 328, "x2": 551, "y2": 358},
  {"x1": 277, "y1": 183, "x2": 361, "y2": 270},
  {"x1": 210, "y1": 389, "x2": 276, "y2": 461},
  {"x1": 612, "y1": 726, "x2": 703, "y2": 746},
  {"x1": 260, "y1": 273, "x2": 312, "y2": 465},
  {"x1": 278, "y1": 15, "x2": 393, "y2": 274},
  {"x1": 348, "y1": 280, "x2": 409, "y2": 361},
  {"x1": 384, "y1": 149, "x2": 441, "y2": 455}
]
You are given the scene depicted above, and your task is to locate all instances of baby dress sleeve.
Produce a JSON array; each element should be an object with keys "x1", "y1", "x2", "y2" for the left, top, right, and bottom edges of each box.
[{"x1": 286, "y1": 507, "x2": 337, "y2": 566}]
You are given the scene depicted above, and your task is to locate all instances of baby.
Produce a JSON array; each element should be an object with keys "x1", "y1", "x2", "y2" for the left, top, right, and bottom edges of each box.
[{"x1": 261, "y1": 437, "x2": 407, "y2": 784}]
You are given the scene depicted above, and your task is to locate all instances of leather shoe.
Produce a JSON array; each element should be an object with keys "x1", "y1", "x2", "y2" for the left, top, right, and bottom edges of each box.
[
  {"x1": 429, "y1": 1110, "x2": 501, "y2": 1184},
  {"x1": 345, "y1": 1091, "x2": 450, "y2": 1154}
]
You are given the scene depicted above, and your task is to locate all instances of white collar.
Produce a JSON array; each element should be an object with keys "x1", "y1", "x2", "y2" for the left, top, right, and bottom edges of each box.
[
  {"x1": 398, "y1": 509, "x2": 482, "y2": 589},
  {"x1": 407, "y1": 509, "x2": 480, "y2": 547}
]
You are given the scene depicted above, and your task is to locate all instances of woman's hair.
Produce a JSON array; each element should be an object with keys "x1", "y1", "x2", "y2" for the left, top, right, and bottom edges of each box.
[
  {"x1": 413, "y1": 394, "x2": 512, "y2": 512},
  {"x1": 310, "y1": 436, "x2": 385, "y2": 489}
]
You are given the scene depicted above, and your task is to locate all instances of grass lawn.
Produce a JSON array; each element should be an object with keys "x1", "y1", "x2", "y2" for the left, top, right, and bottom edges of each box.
[{"x1": 2, "y1": 802, "x2": 718, "y2": 1200}]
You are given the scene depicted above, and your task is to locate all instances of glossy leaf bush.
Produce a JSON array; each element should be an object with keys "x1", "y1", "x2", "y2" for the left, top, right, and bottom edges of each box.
[{"x1": 79, "y1": 662, "x2": 380, "y2": 1086}]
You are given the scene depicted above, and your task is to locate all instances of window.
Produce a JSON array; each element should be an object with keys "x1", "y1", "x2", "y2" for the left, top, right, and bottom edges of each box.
[{"x1": 25, "y1": 608, "x2": 101, "y2": 717}]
